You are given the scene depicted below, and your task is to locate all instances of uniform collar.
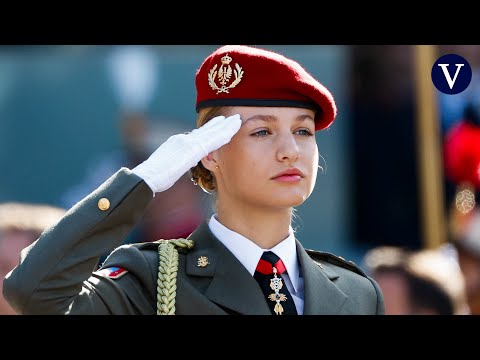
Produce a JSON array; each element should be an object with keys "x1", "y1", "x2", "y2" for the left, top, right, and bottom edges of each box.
[{"x1": 208, "y1": 214, "x2": 300, "y2": 293}]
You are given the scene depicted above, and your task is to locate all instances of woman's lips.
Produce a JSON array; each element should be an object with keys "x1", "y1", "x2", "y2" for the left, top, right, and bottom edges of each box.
[
  {"x1": 271, "y1": 168, "x2": 304, "y2": 182},
  {"x1": 272, "y1": 174, "x2": 302, "y2": 182}
]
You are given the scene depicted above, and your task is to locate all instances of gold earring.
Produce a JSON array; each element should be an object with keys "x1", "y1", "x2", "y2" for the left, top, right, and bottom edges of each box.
[{"x1": 215, "y1": 166, "x2": 219, "y2": 169}]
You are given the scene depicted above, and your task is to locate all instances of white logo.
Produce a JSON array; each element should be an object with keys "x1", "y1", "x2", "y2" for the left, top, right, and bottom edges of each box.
[
  {"x1": 432, "y1": 54, "x2": 471, "y2": 95},
  {"x1": 437, "y1": 63, "x2": 465, "y2": 89}
]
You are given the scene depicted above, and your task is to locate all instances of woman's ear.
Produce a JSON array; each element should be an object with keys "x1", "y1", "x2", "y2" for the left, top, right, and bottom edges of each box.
[{"x1": 200, "y1": 151, "x2": 218, "y2": 172}]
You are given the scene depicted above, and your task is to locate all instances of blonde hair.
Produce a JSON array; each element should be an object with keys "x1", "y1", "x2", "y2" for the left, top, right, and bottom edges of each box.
[{"x1": 189, "y1": 107, "x2": 233, "y2": 193}]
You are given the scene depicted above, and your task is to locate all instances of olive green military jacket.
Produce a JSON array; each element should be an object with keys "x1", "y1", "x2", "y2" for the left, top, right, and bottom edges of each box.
[{"x1": 3, "y1": 168, "x2": 384, "y2": 315}]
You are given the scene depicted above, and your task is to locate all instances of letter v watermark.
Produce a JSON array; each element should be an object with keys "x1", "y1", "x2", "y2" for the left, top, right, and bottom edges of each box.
[
  {"x1": 437, "y1": 63, "x2": 464, "y2": 89},
  {"x1": 431, "y1": 54, "x2": 472, "y2": 95}
]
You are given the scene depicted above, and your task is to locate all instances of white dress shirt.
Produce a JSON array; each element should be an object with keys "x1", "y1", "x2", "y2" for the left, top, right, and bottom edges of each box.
[{"x1": 208, "y1": 214, "x2": 305, "y2": 314}]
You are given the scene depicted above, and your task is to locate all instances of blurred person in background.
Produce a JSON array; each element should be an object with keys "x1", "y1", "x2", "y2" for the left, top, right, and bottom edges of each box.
[
  {"x1": 406, "y1": 249, "x2": 470, "y2": 315},
  {"x1": 443, "y1": 95, "x2": 480, "y2": 314},
  {"x1": 363, "y1": 245, "x2": 469, "y2": 315},
  {"x1": 59, "y1": 46, "x2": 205, "y2": 259},
  {"x1": 60, "y1": 111, "x2": 151, "y2": 208},
  {"x1": 448, "y1": 206, "x2": 480, "y2": 314},
  {"x1": 60, "y1": 46, "x2": 158, "y2": 210},
  {"x1": 60, "y1": 111, "x2": 204, "y2": 252},
  {"x1": 3, "y1": 45, "x2": 384, "y2": 315},
  {"x1": 362, "y1": 246, "x2": 411, "y2": 315},
  {"x1": 0, "y1": 202, "x2": 66, "y2": 315}
]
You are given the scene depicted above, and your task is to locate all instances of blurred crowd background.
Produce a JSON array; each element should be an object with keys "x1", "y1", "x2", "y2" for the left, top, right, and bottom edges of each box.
[{"x1": 1, "y1": 45, "x2": 480, "y2": 315}]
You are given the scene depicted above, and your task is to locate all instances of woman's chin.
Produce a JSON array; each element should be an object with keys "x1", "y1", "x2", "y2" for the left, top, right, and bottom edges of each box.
[{"x1": 269, "y1": 193, "x2": 308, "y2": 208}]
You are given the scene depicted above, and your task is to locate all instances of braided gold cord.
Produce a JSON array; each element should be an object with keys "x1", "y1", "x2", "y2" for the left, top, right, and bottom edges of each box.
[{"x1": 156, "y1": 239, "x2": 194, "y2": 315}]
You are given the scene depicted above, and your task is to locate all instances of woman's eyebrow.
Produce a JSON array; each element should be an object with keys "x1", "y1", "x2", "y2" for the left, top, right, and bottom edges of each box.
[
  {"x1": 243, "y1": 114, "x2": 314, "y2": 124},
  {"x1": 243, "y1": 115, "x2": 277, "y2": 124}
]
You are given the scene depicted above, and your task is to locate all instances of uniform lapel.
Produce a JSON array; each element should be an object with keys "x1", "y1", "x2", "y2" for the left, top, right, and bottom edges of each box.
[
  {"x1": 296, "y1": 241, "x2": 348, "y2": 315},
  {"x1": 184, "y1": 223, "x2": 349, "y2": 315},
  {"x1": 186, "y1": 222, "x2": 271, "y2": 315}
]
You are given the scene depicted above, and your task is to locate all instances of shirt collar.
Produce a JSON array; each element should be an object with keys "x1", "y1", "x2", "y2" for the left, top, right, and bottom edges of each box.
[{"x1": 208, "y1": 214, "x2": 300, "y2": 292}]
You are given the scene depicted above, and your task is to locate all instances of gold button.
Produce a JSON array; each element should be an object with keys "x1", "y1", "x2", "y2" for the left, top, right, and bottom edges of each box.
[{"x1": 98, "y1": 198, "x2": 110, "y2": 211}]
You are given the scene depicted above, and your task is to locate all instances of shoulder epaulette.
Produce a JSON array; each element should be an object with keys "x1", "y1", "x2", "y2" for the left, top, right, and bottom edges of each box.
[
  {"x1": 131, "y1": 241, "x2": 160, "y2": 251},
  {"x1": 306, "y1": 249, "x2": 367, "y2": 277},
  {"x1": 130, "y1": 238, "x2": 193, "y2": 254}
]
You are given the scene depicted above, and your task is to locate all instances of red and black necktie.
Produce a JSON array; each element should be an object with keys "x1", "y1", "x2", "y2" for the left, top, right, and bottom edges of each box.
[{"x1": 254, "y1": 251, "x2": 298, "y2": 315}]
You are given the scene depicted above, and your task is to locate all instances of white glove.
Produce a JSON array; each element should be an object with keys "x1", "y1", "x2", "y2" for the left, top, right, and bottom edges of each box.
[{"x1": 132, "y1": 114, "x2": 242, "y2": 193}]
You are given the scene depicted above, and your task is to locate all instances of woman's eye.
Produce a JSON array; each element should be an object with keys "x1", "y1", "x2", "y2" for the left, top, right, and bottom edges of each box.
[
  {"x1": 295, "y1": 129, "x2": 313, "y2": 136},
  {"x1": 252, "y1": 129, "x2": 270, "y2": 137}
]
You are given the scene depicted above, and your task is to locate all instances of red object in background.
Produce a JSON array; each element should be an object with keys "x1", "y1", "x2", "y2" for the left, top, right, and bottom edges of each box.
[{"x1": 444, "y1": 120, "x2": 480, "y2": 189}]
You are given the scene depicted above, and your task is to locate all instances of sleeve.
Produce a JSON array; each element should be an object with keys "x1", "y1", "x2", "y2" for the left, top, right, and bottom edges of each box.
[{"x1": 2, "y1": 167, "x2": 154, "y2": 315}]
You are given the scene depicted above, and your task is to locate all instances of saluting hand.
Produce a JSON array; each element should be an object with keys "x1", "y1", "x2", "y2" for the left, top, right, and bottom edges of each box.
[{"x1": 132, "y1": 114, "x2": 242, "y2": 193}]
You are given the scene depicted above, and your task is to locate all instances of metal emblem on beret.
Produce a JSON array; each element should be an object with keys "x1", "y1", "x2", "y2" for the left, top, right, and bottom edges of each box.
[
  {"x1": 197, "y1": 256, "x2": 209, "y2": 267},
  {"x1": 208, "y1": 54, "x2": 244, "y2": 94}
]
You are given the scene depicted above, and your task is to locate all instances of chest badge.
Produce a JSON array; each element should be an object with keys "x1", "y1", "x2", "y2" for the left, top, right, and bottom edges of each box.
[{"x1": 197, "y1": 256, "x2": 210, "y2": 268}]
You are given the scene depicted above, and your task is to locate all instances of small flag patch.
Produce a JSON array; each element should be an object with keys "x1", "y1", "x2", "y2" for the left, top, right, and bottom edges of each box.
[{"x1": 95, "y1": 266, "x2": 128, "y2": 279}]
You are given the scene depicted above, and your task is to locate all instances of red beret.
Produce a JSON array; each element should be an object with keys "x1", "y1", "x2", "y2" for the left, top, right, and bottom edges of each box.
[{"x1": 195, "y1": 45, "x2": 337, "y2": 131}]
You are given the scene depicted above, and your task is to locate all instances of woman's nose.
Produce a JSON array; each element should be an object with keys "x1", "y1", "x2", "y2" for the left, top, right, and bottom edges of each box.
[{"x1": 276, "y1": 134, "x2": 300, "y2": 163}]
